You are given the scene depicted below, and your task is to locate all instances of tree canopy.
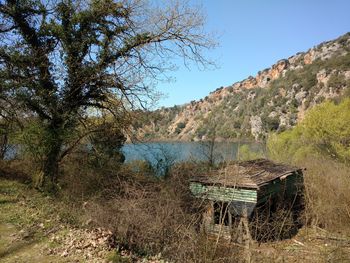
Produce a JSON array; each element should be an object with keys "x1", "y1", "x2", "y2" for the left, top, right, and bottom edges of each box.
[
  {"x1": 0, "y1": 0, "x2": 215, "y2": 191},
  {"x1": 268, "y1": 98, "x2": 350, "y2": 164}
]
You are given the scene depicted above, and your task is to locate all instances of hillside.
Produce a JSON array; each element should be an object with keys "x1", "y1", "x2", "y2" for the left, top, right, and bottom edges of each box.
[{"x1": 133, "y1": 32, "x2": 350, "y2": 141}]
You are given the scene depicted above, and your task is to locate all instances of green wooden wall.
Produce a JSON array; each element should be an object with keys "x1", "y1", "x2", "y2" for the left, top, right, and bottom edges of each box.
[
  {"x1": 190, "y1": 182, "x2": 257, "y2": 203},
  {"x1": 257, "y1": 172, "x2": 303, "y2": 205}
]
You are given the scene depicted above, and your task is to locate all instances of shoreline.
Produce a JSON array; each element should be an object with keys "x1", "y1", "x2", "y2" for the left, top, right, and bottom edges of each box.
[{"x1": 125, "y1": 137, "x2": 261, "y2": 144}]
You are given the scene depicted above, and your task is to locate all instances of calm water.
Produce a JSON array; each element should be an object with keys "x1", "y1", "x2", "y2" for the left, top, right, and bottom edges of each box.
[
  {"x1": 4, "y1": 141, "x2": 263, "y2": 165},
  {"x1": 122, "y1": 141, "x2": 262, "y2": 164}
]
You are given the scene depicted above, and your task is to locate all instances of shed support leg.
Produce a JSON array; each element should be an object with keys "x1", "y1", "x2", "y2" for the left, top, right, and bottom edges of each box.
[
  {"x1": 235, "y1": 218, "x2": 243, "y2": 243},
  {"x1": 242, "y1": 208, "x2": 252, "y2": 263},
  {"x1": 233, "y1": 208, "x2": 252, "y2": 262}
]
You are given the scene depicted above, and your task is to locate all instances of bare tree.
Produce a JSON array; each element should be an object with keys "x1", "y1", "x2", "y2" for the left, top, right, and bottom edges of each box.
[
  {"x1": 199, "y1": 114, "x2": 223, "y2": 167},
  {"x1": 0, "y1": 0, "x2": 215, "y2": 191}
]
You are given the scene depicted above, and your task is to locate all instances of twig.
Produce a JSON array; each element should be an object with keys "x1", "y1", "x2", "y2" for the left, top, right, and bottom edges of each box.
[
  {"x1": 315, "y1": 236, "x2": 350, "y2": 243},
  {"x1": 292, "y1": 239, "x2": 305, "y2": 246}
]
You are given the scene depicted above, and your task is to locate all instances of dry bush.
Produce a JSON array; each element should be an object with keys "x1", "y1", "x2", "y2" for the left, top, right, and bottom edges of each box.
[
  {"x1": 0, "y1": 159, "x2": 34, "y2": 183},
  {"x1": 250, "y1": 204, "x2": 301, "y2": 242},
  {"x1": 85, "y1": 163, "x2": 200, "y2": 259},
  {"x1": 84, "y1": 162, "x2": 247, "y2": 262},
  {"x1": 58, "y1": 150, "x2": 129, "y2": 200},
  {"x1": 299, "y1": 157, "x2": 350, "y2": 233}
]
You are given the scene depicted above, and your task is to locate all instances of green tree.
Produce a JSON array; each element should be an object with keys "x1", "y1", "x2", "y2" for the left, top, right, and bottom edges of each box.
[
  {"x1": 237, "y1": 144, "x2": 264, "y2": 161},
  {"x1": 301, "y1": 99, "x2": 350, "y2": 162},
  {"x1": 0, "y1": 0, "x2": 214, "y2": 191},
  {"x1": 268, "y1": 98, "x2": 350, "y2": 163},
  {"x1": 89, "y1": 119, "x2": 126, "y2": 167}
]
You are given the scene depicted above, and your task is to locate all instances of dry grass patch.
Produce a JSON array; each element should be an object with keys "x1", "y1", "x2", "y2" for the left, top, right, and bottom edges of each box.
[{"x1": 299, "y1": 157, "x2": 350, "y2": 233}]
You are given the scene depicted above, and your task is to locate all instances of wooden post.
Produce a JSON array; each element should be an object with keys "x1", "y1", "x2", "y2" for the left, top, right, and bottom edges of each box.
[
  {"x1": 235, "y1": 217, "x2": 243, "y2": 243},
  {"x1": 242, "y1": 208, "x2": 252, "y2": 263},
  {"x1": 233, "y1": 208, "x2": 252, "y2": 263}
]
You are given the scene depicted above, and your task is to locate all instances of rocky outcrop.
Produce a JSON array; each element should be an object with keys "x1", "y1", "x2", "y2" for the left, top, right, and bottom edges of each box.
[
  {"x1": 250, "y1": 116, "x2": 263, "y2": 140},
  {"x1": 135, "y1": 32, "x2": 350, "y2": 141}
]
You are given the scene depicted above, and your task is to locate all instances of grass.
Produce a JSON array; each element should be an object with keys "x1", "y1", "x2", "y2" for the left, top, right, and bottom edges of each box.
[
  {"x1": 106, "y1": 250, "x2": 132, "y2": 263},
  {"x1": 300, "y1": 157, "x2": 350, "y2": 233},
  {"x1": 0, "y1": 178, "x2": 78, "y2": 230},
  {"x1": 0, "y1": 178, "x2": 74, "y2": 262}
]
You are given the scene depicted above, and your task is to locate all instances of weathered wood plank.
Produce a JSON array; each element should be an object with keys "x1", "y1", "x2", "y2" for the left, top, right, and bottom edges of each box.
[
  {"x1": 190, "y1": 159, "x2": 302, "y2": 189},
  {"x1": 190, "y1": 182, "x2": 257, "y2": 203}
]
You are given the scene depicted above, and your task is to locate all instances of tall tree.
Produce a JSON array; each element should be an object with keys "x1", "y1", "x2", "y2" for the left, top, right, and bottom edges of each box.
[{"x1": 0, "y1": 0, "x2": 214, "y2": 191}]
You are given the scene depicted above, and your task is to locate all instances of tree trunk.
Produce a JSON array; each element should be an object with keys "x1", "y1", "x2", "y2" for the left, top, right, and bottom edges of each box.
[
  {"x1": 40, "y1": 120, "x2": 64, "y2": 193},
  {"x1": 0, "y1": 131, "x2": 9, "y2": 160}
]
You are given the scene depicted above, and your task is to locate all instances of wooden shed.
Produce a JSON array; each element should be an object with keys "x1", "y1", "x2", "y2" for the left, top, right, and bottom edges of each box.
[{"x1": 189, "y1": 159, "x2": 304, "y2": 241}]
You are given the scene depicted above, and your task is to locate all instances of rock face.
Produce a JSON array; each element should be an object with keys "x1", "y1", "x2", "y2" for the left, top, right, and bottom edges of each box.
[
  {"x1": 135, "y1": 32, "x2": 350, "y2": 141},
  {"x1": 240, "y1": 59, "x2": 290, "y2": 90},
  {"x1": 250, "y1": 116, "x2": 263, "y2": 140}
]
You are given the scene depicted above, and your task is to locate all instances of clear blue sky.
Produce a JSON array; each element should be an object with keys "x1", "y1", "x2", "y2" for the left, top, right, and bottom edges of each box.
[{"x1": 156, "y1": 0, "x2": 350, "y2": 108}]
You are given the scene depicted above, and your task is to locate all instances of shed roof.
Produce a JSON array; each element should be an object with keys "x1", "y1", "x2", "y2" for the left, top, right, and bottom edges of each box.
[{"x1": 190, "y1": 159, "x2": 302, "y2": 189}]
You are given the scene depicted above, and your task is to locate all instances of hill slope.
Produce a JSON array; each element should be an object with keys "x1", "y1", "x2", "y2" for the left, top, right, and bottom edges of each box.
[{"x1": 134, "y1": 33, "x2": 350, "y2": 141}]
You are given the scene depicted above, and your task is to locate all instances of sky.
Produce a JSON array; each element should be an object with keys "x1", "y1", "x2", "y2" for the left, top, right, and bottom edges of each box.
[{"x1": 155, "y1": 0, "x2": 350, "y2": 108}]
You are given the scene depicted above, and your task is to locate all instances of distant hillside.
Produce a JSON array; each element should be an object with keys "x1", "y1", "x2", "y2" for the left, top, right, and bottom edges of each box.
[{"x1": 132, "y1": 32, "x2": 350, "y2": 141}]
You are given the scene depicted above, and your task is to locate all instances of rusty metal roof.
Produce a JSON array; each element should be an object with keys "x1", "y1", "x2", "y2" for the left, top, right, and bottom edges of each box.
[{"x1": 190, "y1": 159, "x2": 302, "y2": 189}]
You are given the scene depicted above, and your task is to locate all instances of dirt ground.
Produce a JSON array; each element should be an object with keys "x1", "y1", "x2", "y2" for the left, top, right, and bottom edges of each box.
[{"x1": 0, "y1": 222, "x2": 68, "y2": 263}]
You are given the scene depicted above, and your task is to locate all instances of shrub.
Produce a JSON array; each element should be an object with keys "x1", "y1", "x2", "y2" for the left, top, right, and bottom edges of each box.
[
  {"x1": 301, "y1": 98, "x2": 350, "y2": 162},
  {"x1": 267, "y1": 98, "x2": 350, "y2": 163},
  {"x1": 300, "y1": 157, "x2": 350, "y2": 233},
  {"x1": 237, "y1": 144, "x2": 265, "y2": 161},
  {"x1": 262, "y1": 115, "x2": 280, "y2": 132},
  {"x1": 176, "y1": 122, "x2": 186, "y2": 129},
  {"x1": 89, "y1": 122, "x2": 126, "y2": 167},
  {"x1": 328, "y1": 73, "x2": 346, "y2": 89},
  {"x1": 84, "y1": 163, "x2": 203, "y2": 258}
]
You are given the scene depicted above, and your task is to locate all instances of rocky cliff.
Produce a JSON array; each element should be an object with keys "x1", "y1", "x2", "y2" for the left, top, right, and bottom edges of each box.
[{"x1": 134, "y1": 32, "x2": 350, "y2": 141}]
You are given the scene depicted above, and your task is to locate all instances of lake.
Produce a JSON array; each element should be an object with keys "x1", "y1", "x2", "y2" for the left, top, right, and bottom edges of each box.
[
  {"x1": 122, "y1": 141, "x2": 263, "y2": 165},
  {"x1": 4, "y1": 141, "x2": 263, "y2": 167}
]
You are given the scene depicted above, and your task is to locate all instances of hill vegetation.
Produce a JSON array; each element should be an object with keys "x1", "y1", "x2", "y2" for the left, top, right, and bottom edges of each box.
[{"x1": 134, "y1": 33, "x2": 350, "y2": 142}]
